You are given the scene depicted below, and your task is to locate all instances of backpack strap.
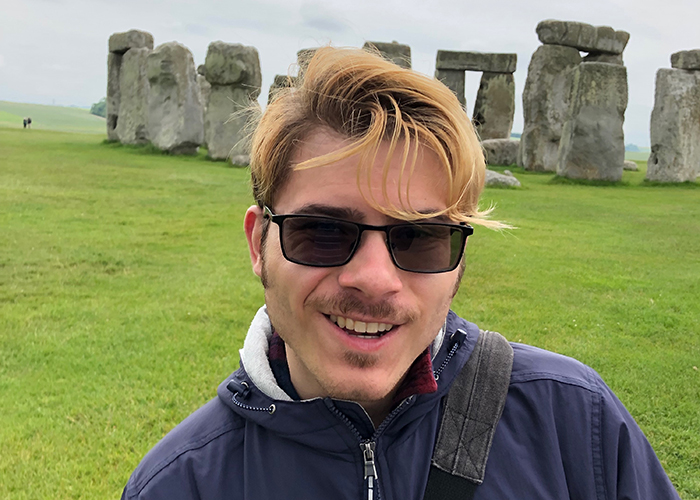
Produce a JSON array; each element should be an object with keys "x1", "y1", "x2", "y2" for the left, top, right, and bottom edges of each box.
[{"x1": 423, "y1": 329, "x2": 514, "y2": 500}]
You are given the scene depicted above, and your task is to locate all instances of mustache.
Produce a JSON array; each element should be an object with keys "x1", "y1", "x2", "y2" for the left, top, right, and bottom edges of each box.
[{"x1": 308, "y1": 292, "x2": 418, "y2": 324}]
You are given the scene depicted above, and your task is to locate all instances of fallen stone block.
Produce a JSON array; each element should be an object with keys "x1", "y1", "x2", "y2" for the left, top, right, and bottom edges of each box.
[
  {"x1": 473, "y1": 72, "x2": 515, "y2": 139},
  {"x1": 116, "y1": 47, "x2": 151, "y2": 145},
  {"x1": 536, "y1": 20, "x2": 629, "y2": 55},
  {"x1": 520, "y1": 44, "x2": 582, "y2": 172},
  {"x1": 436, "y1": 50, "x2": 517, "y2": 73},
  {"x1": 485, "y1": 169, "x2": 521, "y2": 187},
  {"x1": 146, "y1": 42, "x2": 204, "y2": 155},
  {"x1": 671, "y1": 49, "x2": 700, "y2": 71},
  {"x1": 647, "y1": 68, "x2": 700, "y2": 182},
  {"x1": 557, "y1": 62, "x2": 628, "y2": 181},
  {"x1": 482, "y1": 139, "x2": 519, "y2": 166},
  {"x1": 435, "y1": 69, "x2": 466, "y2": 109},
  {"x1": 363, "y1": 41, "x2": 411, "y2": 68},
  {"x1": 623, "y1": 160, "x2": 638, "y2": 171},
  {"x1": 109, "y1": 29, "x2": 154, "y2": 54}
]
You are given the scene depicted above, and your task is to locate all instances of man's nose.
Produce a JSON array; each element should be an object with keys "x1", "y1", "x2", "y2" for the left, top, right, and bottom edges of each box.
[{"x1": 337, "y1": 230, "x2": 403, "y2": 298}]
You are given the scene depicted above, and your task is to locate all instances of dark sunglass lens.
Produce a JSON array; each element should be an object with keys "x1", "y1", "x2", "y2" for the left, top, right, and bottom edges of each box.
[
  {"x1": 389, "y1": 224, "x2": 463, "y2": 272},
  {"x1": 281, "y1": 217, "x2": 358, "y2": 266}
]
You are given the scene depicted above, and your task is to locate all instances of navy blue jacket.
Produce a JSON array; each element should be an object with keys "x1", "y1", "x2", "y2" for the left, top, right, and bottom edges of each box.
[{"x1": 121, "y1": 311, "x2": 680, "y2": 499}]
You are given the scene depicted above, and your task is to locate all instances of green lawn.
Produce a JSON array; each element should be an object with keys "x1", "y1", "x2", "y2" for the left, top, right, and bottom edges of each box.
[
  {"x1": 1, "y1": 128, "x2": 698, "y2": 499},
  {"x1": 0, "y1": 101, "x2": 106, "y2": 135}
]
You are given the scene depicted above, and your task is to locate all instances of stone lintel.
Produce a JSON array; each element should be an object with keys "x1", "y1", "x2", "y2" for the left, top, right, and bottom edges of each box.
[{"x1": 436, "y1": 50, "x2": 517, "y2": 73}]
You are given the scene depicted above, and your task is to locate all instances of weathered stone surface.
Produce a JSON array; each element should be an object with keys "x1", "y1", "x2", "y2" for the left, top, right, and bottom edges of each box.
[
  {"x1": 536, "y1": 20, "x2": 630, "y2": 54},
  {"x1": 363, "y1": 41, "x2": 411, "y2": 68},
  {"x1": 473, "y1": 72, "x2": 515, "y2": 140},
  {"x1": 146, "y1": 42, "x2": 203, "y2": 154},
  {"x1": 624, "y1": 159, "x2": 638, "y2": 171},
  {"x1": 436, "y1": 50, "x2": 517, "y2": 73},
  {"x1": 485, "y1": 169, "x2": 521, "y2": 187},
  {"x1": 115, "y1": 47, "x2": 151, "y2": 144},
  {"x1": 197, "y1": 74, "x2": 211, "y2": 111},
  {"x1": 520, "y1": 45, "x2": 582, "y2": 172},
  {"x1": 646, "y1": 68, "x2": 700, "y2": 182},
  {"x1": 106, "y1": 52, "x2": 122, "y2": 141},
  {"x1": 435, "y1": 69, "x2": 466, "y2": 109},
  {"x1": 205, "y1": 85, "x2": 260, "y2": 164},
  {"x1": 584, "y1": 52, "x2": 624, "y2": 65},
  {"x1": 482, "y1": 139, "x2": 519, "y2": 166},
  {"x1": 671, "y1": 50, "x2": 700, "y2": 71},
  {"x1": 197, "y1": 64, "x2": 206, "y2": 76},
  {"x1": 268, "y1": 74, "x2": 296, "y2": 104},
  {"x1": 557, "y1": 62, "x2": 628, "y2": 181},
  {"x1": 204, "y1": 41, "x2": 262, "y2": 89},
  {"x1": 109, "y1": 29, "x2": 154, "y2": 54}
]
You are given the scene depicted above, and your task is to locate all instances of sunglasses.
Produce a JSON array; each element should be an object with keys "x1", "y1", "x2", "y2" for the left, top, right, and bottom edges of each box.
[{"x1": 263, "y1": 206, "x2": 473, "y2": 273}]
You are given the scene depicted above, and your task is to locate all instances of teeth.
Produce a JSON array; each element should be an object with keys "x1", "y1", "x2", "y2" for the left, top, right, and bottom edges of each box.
[{"x1": 329, "y1": 315, "x2": 394, "y2": 334}]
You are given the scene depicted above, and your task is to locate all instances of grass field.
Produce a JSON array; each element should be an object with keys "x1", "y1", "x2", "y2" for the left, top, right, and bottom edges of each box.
[
  {"x1": 1, "y1": 127, "x2": 698, "y2": 499},
  {"x1": 0, "y1": 101, "x2": 106, "y2": 135}
]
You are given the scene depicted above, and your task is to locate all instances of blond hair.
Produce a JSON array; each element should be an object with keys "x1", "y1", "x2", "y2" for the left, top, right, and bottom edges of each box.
[{"x1": 249, "y1": 46, "x2": 502, "y2": 228}]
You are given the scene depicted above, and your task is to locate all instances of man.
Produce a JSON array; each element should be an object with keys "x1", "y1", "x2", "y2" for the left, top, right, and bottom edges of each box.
[{"x1": 121, "y1": 47, "x2": 680, "y2": 499}]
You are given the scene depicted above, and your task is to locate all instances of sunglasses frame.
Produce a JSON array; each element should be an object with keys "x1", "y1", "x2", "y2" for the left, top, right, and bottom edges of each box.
[{"x1": 263, "y1": 206, "x2": 473, "y2": 274}]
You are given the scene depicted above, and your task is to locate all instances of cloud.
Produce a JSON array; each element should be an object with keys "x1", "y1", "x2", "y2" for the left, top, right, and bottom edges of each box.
[{"x1": 299, "y1": 2, "x2": 350, "y2": 33}]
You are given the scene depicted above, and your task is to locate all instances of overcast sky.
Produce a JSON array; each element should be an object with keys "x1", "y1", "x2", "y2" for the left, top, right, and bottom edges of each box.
[{"x1": 1, "y1": 0, "x2": 698, "y2": 146}]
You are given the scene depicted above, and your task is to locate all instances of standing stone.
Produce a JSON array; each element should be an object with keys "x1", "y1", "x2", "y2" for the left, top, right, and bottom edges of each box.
[
  {"x1": 536, "y1": 20, "x2": 629, "y2": 54},
  {"x1": 109, "y1": 30, "x2": 154, "y2": 54},
  {"x1": 297, "y1": 48, "x2": 318, "y2": 77},
  {"x1": 646, "y1": 68, "x2": 700, "y2": 183},
  {"x1": 106, "y1": 29, "x2": 154, "y2": 142},
  {"x1": 146, "y1": 42, "x2": 204, "y2": 154},
  {"x1": 557, "y1": 62, "x2": 628, "y2": 181},
  {"x1": 520, "y1": 45, "x2": 582, "y2": 172},
  {"x1": 106, "y1": 52, "x2": 122, "y2": 141},
  {"x1": 671, "y1": 49, "x2": 700, "y2": 71},
  {"x1": 473, "y1": 72, "x2": 515, "y2": 139},
  {"x1": 268, "y1": 74, "x2": 296, "y2": 104},
  {"x1": 115, "y1": 47, "x2": 151, "y2": 145},
  {"x1": 435, "y1": 69, "x2": 466, "y2": 109},
  {"x1": 197, "y1": 74, "x2": 211, "y2": 111},
  {"x1": 204, "y1": 41, "x2": 262, "y2": 164},
  {"x1": 363, "y1": 41, "x2": 411, "y2": 68}
]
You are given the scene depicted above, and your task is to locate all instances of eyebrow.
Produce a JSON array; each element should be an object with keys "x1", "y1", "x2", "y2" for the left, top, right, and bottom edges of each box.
[{"x1": 291, "y1": 204, "x2": 452, "y2": 224}]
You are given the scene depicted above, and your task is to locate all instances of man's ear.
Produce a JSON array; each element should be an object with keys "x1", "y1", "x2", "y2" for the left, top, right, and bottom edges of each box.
[{"x1": 244, "y1": 205, "x2": 264, "y2": 278}]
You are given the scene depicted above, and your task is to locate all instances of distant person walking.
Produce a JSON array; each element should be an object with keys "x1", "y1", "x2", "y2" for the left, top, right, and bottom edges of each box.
[
  {"x1": 23, "y1": 118, "x2": 27, "y2": 128},
  {"x1": 27, "y1": 117, "x2": 32, "y2": 129}
]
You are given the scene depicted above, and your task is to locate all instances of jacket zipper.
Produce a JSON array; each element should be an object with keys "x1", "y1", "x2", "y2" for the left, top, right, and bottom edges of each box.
[
  {"x1": 327, "y1": 329, "x2": 466, "y2": 500},
  {"x1": 361, "y1": 441, "x2": 378, "y2": 500}
]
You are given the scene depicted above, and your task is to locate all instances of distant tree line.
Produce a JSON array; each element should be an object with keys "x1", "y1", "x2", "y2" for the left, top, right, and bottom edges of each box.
[{"x1": 90, "y1": 98, "x2": 106, "y2": 118}]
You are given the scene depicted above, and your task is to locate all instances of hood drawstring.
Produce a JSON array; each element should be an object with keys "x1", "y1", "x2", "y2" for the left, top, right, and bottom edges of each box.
[{"x1": 227, "y1": 379, "x2": 276, "y2": 415}]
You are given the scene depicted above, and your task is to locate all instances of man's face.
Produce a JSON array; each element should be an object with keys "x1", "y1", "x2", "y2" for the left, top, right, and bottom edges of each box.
[{"x1": 245, "y1": 129, "x2": 461, "y2": 406}]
